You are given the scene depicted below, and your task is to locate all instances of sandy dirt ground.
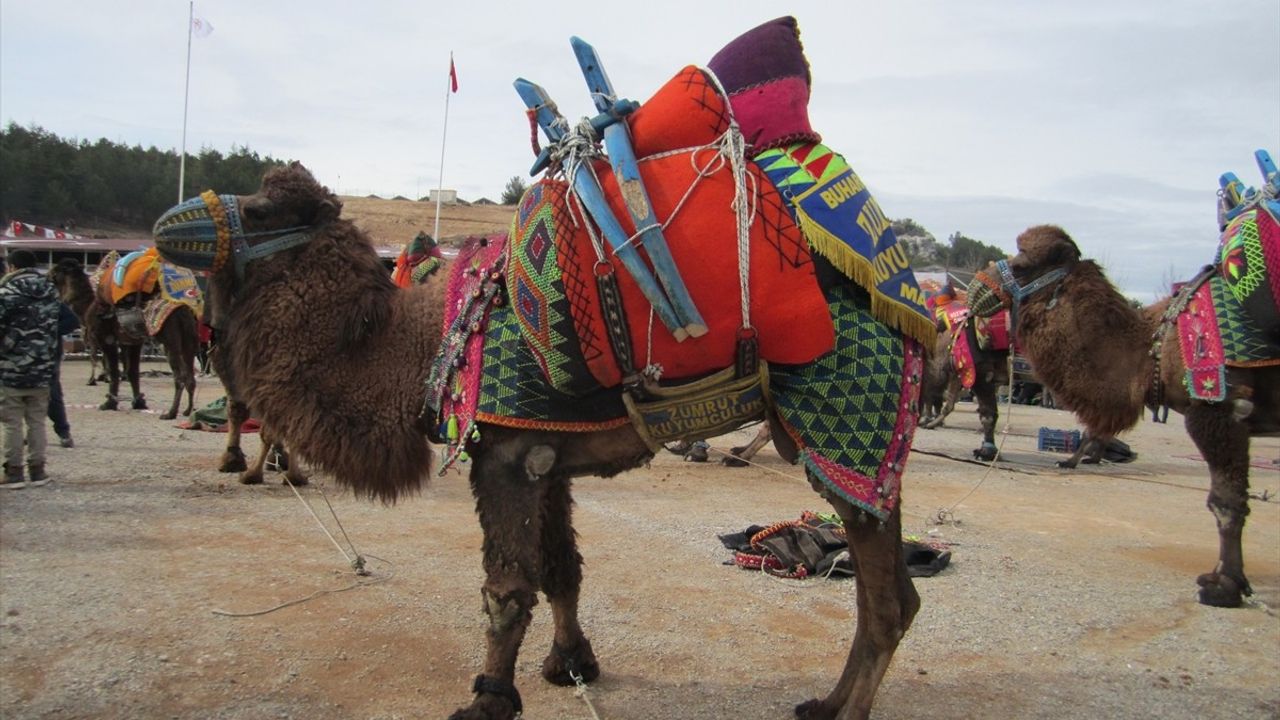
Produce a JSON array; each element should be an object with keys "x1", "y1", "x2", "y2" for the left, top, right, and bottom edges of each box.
[{"x1": 2, "y1": 361, "x2": 1278, "y2": 720}]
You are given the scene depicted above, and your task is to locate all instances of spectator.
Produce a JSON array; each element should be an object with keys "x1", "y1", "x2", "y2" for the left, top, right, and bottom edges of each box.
[
  {"x1": 47, "y1": 301, "x2": 80, "y2": 448},
  {"x1": 0, "y1": 250, "x2": 62, "y2": 488}
]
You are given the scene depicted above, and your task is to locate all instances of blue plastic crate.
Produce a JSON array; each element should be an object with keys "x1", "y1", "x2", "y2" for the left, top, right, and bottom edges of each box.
[{"x1": 1037, "y1": 427, "x2": 1082, "y2": 453}]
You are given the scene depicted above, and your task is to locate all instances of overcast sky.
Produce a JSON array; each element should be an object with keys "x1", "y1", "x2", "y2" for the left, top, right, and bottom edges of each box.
[{"x1": 3, "y1": 1, "x2": 1277, "y2": 300}]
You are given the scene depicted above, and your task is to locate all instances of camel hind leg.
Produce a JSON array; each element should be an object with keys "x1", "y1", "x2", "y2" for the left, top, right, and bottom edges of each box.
[
  {"x1": 796, "y1": 494, "x2": 918, "y2": 720},
  {"x1": 536, "y1": 469, "x2": 597, "y2": 686},
  {"x1": 1184, "y1": 401, "x2": 1253, "y2": 607}
]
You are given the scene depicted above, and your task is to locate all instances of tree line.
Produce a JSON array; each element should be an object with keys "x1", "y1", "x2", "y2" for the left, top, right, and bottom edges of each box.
[{"x1": 0, "y1": 123, "x2": 287, "y2": 231}]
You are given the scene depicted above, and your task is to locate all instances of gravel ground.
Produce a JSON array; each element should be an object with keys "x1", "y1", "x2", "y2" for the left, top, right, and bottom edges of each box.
[{"x1": 2, "y1": 361, "x2": 1278, "y2": 720}]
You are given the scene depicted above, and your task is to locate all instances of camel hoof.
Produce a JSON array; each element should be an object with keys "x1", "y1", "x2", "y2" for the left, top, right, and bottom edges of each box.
[
  {"x1": 159, "y1": 411, "x2": 176, "y2": 421},
  {"x1": 87, "y1": 378, "x2": 97, "y2": 387},
  {"x1": 283, "y1": 474, "x2": 309, "y2": 487},
  {"x1": 99, "y1": 398, "x2": 118, "y2": 411},
  {"x1": 542, "y1": 639, "x2": 599, "y2": 687},
  {"x1": 1055, "y1": 459, "x2": 1080, "y2": 469},
  {"x1": 973, "y1": 447, "x2": 999, "y2": 462},
  {"x1": 219, "y1": 449, "x2": 248, "y2": 473},
  {"x1": 239, "y1": 472, "x2": 264, "y2": 485},
  {"x1": 131, "y1": 397, "x2": 147, "y2": 410},
  {"x1": 1197, "y1": 572, "x2": 1246, "y2": 608},
  {"x1": 722, "y1": 453, "x2": 749, "y2": 468},
  {"x1": 795, "y1": 698, "x2": 835, "y2": 720},
  {"x1": 448, "y1": 693, "x2": 517, "y2": 720}
]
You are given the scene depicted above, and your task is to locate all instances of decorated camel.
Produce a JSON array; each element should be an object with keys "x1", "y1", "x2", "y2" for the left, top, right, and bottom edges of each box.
[
  {"x1": 72, "y1": 250, "x2": 202, "y2": 420},
  {"x1": 966, "y1": 153, "x2": 1280, "y2": 607},
  {"x1": 916, "y1": 292, "x2": 1014, "y2": 461},
  {"x1": 48, "y1": 258, "x2": 105, "y2": 386},
  {"x1": 152, "y1": 18, "x2": 937, "y2": 719}
]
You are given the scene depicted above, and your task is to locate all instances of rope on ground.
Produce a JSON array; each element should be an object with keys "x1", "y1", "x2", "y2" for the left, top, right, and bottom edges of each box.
[
  {"x1": 210, "y1": 553, "x2": 394, "y2": 618},
  {"x1": 210, "y1": 480, "x2": 391, "y2": 617}
]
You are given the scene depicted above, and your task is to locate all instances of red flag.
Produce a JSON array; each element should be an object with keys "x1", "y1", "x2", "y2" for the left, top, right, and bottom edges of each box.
[{"x1": 449, "y1": 56, "x2": 458, "y2": 93}]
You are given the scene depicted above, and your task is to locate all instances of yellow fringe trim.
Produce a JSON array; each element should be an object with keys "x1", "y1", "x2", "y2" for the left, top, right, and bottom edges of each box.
[{"x1": 792, "y1": 204, "x2": 936, "y2": 346}]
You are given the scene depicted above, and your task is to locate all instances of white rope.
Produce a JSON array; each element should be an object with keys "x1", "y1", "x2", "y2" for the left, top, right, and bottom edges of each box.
[
  {"x1": 570, "y1": 670, "x2": 604, "y2": 720},
  {"x1": 933, "y1": 351, "x2": 1018, "y2": 524}
]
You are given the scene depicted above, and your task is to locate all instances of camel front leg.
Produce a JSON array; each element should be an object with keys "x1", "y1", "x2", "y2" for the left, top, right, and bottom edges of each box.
[
  {"x1": 796, "y1": 496, "x2": 918, "y2": 720},
  {"x1": 451, "y1": 445, "x2": 550, "y2": 720},
  {"x1": 724, "y1": 424, "x2": 773, "y2": 466},
  {"x1": 536, "y1": 471, "x2": 598, "y2": 686},
  {"x1": 1185, "y1": 403, "x2": 1253, "y2": 607},
  {"x1": 972, "y1": 377, "x2": 1000, "y2": 461},
  {"x1": 98, "y1": 341, "x2": 121, "y2": 410},
  {"x1": 219, "y1": 399, "x2": 250, "y2": 473},
  {"x1": 125, "y1": 345, "x2": 146, "y2": 410}
]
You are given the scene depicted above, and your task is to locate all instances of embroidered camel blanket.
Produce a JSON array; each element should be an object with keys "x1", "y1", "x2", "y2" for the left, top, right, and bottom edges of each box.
[{"x1": 426, "y1": 17, "x2": 926, "y2": 520}]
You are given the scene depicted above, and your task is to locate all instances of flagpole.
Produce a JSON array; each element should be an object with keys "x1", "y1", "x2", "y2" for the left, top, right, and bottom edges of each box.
[
  {"x1": 178, "y1": 1, "x2": 194, "y2": 203},
  {"x1": 432, "y1": 52, "x2": 453, "y2": 241}
]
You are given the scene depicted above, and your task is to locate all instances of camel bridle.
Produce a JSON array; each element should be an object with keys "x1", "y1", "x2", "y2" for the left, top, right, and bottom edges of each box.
[
  {"x1": 989, "y1": 258, "x2": 1069, "y2": 344},
  {"x1": 200, "y1": 190, "x2": 314, "y2": 277}
]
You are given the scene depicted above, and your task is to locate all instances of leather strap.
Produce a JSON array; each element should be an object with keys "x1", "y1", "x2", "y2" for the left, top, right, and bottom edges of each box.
[{"x1": 471, "y1": 674, "x2": 523, "y2": 714}]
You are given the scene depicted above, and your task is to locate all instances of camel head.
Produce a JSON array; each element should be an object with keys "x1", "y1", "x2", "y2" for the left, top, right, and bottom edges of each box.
[
  {"x1": 967, "y1": 224, "x2": 1080, "y2": 318},
  {"x1": 48, "y1": 258, "x2": 85, "y2": 299},
  {"x1": 152, "y1": 161, "x2": 342, "y2": 278}
]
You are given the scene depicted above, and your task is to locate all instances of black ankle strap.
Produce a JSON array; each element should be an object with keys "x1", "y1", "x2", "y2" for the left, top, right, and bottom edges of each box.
[{"x1": 472, "y1": 674, "x2": 523, "y2": 714}]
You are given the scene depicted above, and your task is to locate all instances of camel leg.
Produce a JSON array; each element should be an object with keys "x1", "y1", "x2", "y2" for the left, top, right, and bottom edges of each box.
[
  {"x1": 921, "y1": 375, "x2": 961, "y2": 430},
  {"x1": 971, "y1": 378, "x2": 1000, "y2": 461},
  {"x1": 87, "y1": 344, "x2": 99, "y2": 386},
  {"x1": 99, "y1": 341, "x2": 121, "y2": 410},
  {"x1": 795, "y1": 496, "x2": 917, "y2": 720},
  {"x1": 537, "y1": 473, "x2": 597, "y2": 686},
  {"x1": 1056, "y1": 435, "x2": 1105, "y2": 469},
  {"x1": 261, "y1": 427, "x2": 308, "y2": 487},
  {"x1": 450, "y1": 446, "x2": 550, "y2": 720},
  {"x1": 1184, "y1": 402, "x2": 1253, "y2": 607},
  {"x1": 219, "y1": 399, "x2": 250, "y2": 474},
  {"x1": 126, "y1": 346, "x2": 146, "y2": 410},
  {"x1": 724, "y1": 424, "x2": 773, "y2": 467},
  {"x1": 161, "y1": 346, "x2": 186, "y2": 420}
]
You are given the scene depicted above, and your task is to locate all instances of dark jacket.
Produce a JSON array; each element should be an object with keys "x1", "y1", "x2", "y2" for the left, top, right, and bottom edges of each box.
[
  {"x1": 54, "y1": 302, "x2": 80, "y2": 362},
  {"x1": 0, "y1": 268, "x2": 61, "y2": 388}
]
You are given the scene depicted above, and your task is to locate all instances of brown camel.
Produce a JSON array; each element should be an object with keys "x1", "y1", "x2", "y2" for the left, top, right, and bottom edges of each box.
[
  {"x1": 48, "y1": 258, "x2": 103, "y2": 386},
  {"x1": 969, "y1": 224, "x2": 1280, "y2": 608},
  {"x1": 87, "y1": 284, "x2": 199, "y2": 421},
  {"x1": 153, "y1": 162, "x2": 924, "y2": 720}
]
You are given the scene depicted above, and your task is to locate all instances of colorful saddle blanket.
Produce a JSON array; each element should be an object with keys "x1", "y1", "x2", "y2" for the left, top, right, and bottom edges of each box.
[
  {"x1": 428, "y1": 16, "x2": 927, "y2": 521},
  {"x1": 431, "y1": 234, "x2": 923, "y2": 521},
  {"x1": 141, "y1": 264, "x2": 203, "y2": 336},
  {"x1": 1176, "y1": 203, "x2": 1280, "y2": 401},
  {"x1": 105, "y1": 248, "x2": 161, "y2": 304},
  {"x1": 1177, "y1": 273, "x2": 1280, "y2": 401},
  {"x1": 1217, "y1": 205, "x2": 1280, "y2": 337}
]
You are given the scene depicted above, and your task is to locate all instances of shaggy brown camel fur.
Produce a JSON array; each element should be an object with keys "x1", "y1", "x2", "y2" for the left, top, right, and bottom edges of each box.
[
  {"x1": 971, "y1": 224, "x2": 1280, "y2": 608},
  {"x1": 153, "y1": 163, "x2": 921, "y2": 720},
  {"x1": 48, "y1": 258, "x2": 103, "y2": 386}
]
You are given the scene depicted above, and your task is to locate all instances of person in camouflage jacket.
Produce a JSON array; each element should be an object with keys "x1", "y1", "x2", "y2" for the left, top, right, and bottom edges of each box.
[{"x1": 0, "y1": 250, "x2": 61, "y2": 488}]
